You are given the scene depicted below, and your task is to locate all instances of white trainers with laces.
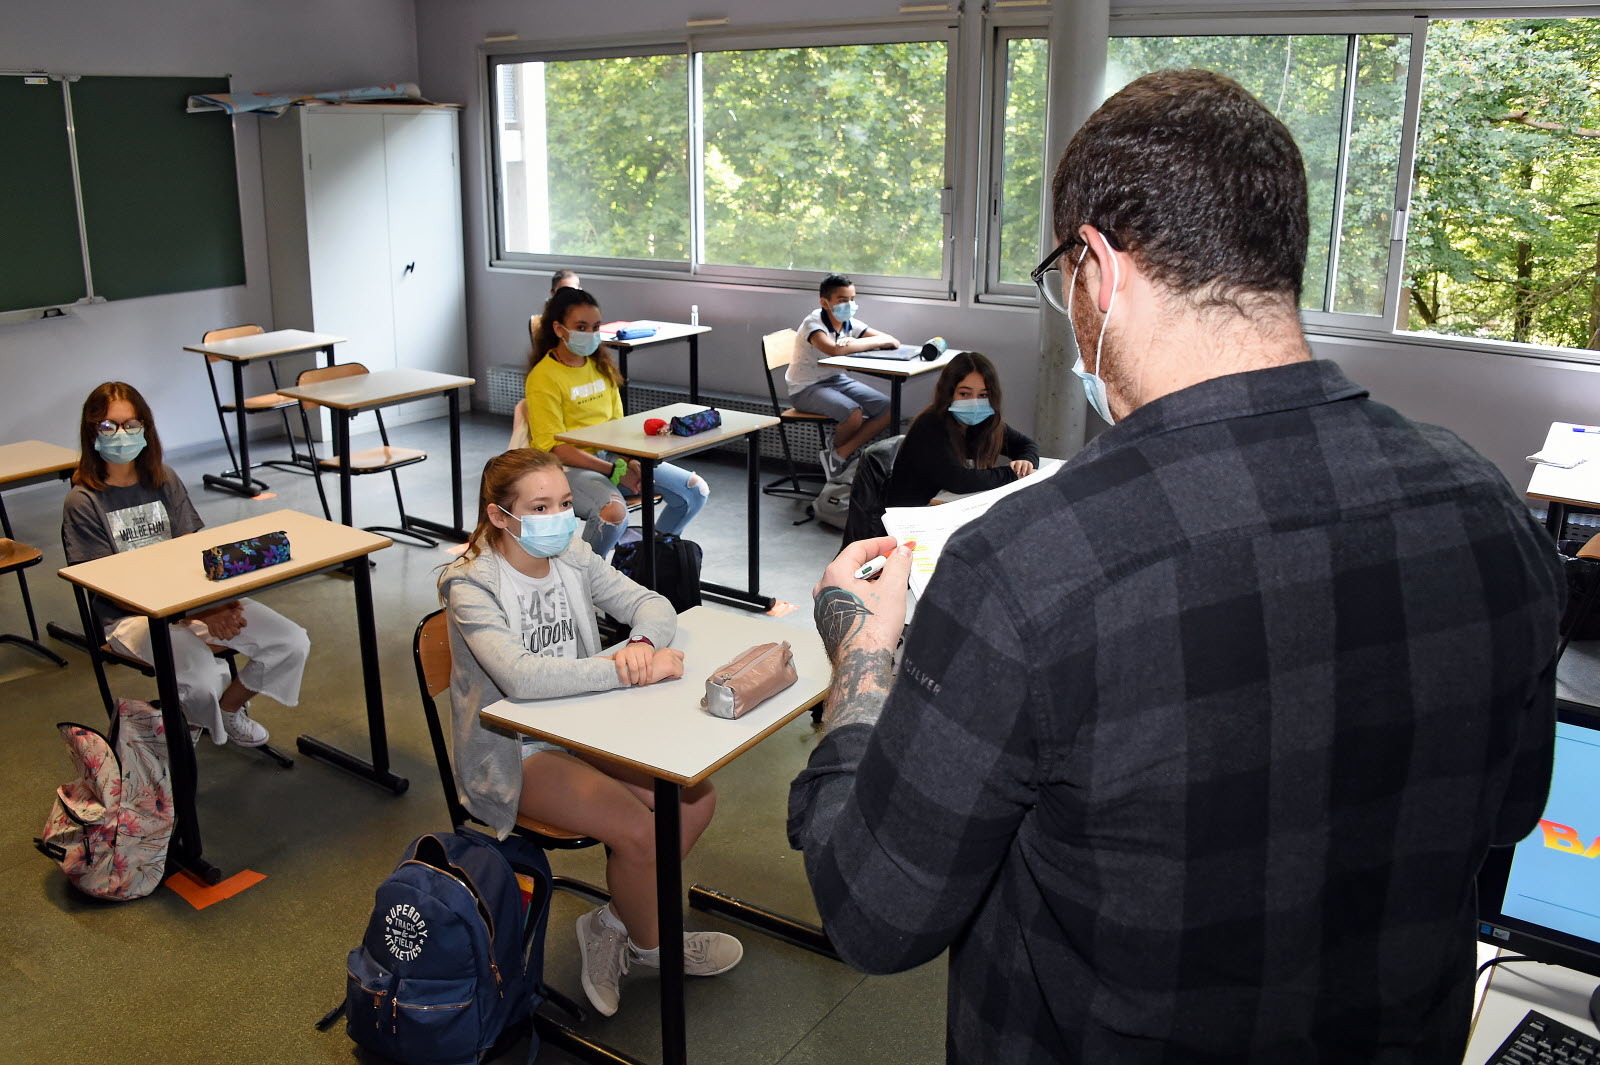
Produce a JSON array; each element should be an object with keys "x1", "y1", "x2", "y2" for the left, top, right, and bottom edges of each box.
[
  {"x1": 576, "y1": 906, "x2": 630, "y2": 1017},
  {"x1": 222, "y1": 704, "x2": 269, "y2": 747},
  {"x1": 634, "y1": 930, "x2": 744, "y2": 977}
]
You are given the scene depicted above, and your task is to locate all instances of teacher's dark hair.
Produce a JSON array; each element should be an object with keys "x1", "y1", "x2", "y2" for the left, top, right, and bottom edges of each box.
[
  {"x1": 73, "y1": 381, "x2": 168, "y2": 491},
  {"x1": 1051, "y1": 68, "x2": 1308, "y2": 313}
]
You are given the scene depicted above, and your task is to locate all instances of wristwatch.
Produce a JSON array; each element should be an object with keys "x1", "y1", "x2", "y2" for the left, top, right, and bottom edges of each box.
[{"x1": 627, "y1": 635, "x2": 654, "y2": 649}]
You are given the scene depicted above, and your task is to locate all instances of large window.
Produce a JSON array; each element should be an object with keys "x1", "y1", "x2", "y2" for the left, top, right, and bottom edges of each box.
[
  {"x1": 490, "y1": 34, "x2": 953, "y2": 292},
  {"x1": 986, "y1": 32, "x2": 1050, "y2": 293},
  {"x1": 1404, "y1": 18, "x2": 1600, "y2": 351}
]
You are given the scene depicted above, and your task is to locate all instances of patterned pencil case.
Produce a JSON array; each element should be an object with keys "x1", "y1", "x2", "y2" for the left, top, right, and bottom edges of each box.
[
  {"x1": 202, "y1": 531, "x2": 291, "y2": 581},
  {"x1": 701, "y1": 641, "x2": 797, "y2": 720},
  {"x1": 669, "y1": 408, "x2": 722, "y2": 436}
]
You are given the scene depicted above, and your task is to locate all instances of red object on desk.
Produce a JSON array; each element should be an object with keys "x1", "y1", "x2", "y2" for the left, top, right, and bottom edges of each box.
[{"x1": 643, "y1": 418, "x2": 669, "y2": 436}]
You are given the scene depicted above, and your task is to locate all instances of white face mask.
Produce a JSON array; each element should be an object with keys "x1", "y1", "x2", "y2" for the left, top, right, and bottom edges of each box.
[{"x1": 1066, "y1": 238, "x2": 1119, "y2": 424}]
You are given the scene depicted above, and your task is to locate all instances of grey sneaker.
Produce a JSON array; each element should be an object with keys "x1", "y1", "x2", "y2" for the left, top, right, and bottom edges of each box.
[
  {"x1": 576, "y1": 906, "x2": 630, "y2": 1017},
  {"x1": 634, "y1": 931, "x2": 744, "y2": 977},
  {"x1": 818, "y1": 448, "x2": 840, "y2": 479},
  {"x1": 221, "y1": 704, "x2": 269, "y2": 747}
]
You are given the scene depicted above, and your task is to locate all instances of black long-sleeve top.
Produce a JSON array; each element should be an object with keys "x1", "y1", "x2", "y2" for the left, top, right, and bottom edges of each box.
[{"x1": 885, "y1": 410, "x2": 1040, "y2": 508}]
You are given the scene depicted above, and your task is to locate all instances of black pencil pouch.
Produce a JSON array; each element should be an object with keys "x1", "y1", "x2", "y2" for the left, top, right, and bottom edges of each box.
[
  {"x1": 669, "y1": 408, "x2": 722, "y2": 436},
  {"x1": 202, "y1": 531, "x2": 291, "y2": 581}
]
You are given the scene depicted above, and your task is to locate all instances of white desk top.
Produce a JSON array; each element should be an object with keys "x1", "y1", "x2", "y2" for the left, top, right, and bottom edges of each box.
[
  {"x1": 603, "y1": 320, "x2": 711, "y2": 349},
  {"x1": 1465, "y1": 950, "x2": 1599, "y2": 1063},
  {"x1": 819, "y1": 346, "x2": 960, "y2": 380},
  {"x1": 482, "y1": 606, "x2": 830, "y2": 786},
  {"x1": 182, "y1": 328, "x2": 347, "y2": 362},
  {"x1": 58, "y1": 508, "x2": 391, "y2": 617},
  {"x1": 556, "y1": 403, "x2": 777, "y2": 461},
  {"x1": 0, "y1": 440, "x2": 79, "y2": 486},
  {"x1": 1527, "y1": 422, "x2": 1600, "y2": 510},
  {"x1": 277, "y1": 368, "x2": 475, "y2": 411}
]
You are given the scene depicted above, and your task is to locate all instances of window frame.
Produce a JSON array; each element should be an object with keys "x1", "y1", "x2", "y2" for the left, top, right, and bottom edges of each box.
[{"x1": 978, "y1": 24, "x2": 1050, "y2": 305}]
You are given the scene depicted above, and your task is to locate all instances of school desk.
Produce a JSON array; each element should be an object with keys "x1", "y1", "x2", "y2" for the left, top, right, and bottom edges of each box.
[
  {"x1": 57, "y1": 508, "x2": 396, "y2": 884},
  {"x1": 556, "y1": 403, "x2": 778, "y2": 611},
  {"x1": 482, "y1": 605, "x2": 833, "y2": 1065},
  {"x1": 182, "y1": 329, "x2": 345, "y2": 497},
  {"x1": 1527, "y1": 421, "x2": 1600, "y2": 538},
  {"x1": 817, "y1": 345, "x2": 961, "y2": 429},
  {"x1": 604, "y1": 320, "x2": 713, "y2": 408}
]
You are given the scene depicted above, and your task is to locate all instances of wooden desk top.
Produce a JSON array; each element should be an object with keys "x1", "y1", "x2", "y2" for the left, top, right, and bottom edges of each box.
[
  {"x1": 604, "y1": 320, "x2": 712, "y2": 349},
  {"x1": 182, "y1": 328, "x2": 347, "y2": 362},
  {"x1": 1526, "y1": 421, "x2": 1600, "y2": 509},
  {"x1": 819, "y1": 346, "x2": 960, "y2": 380},
  {"x1": 277, "y1": 368, "x2": 475, "y2": 411},
  {"x1": 58, "y1": 508, "x2": 391, "y2": 617},
  {"x1": 0, "y1": 441, "x2": 80, "y2": 486},
  {"x1": 556, "y1": 403, "x2": 777, "y2": 461},
  {"x1": 482, "y1": 606, "x2": 830, "y2": 786}
]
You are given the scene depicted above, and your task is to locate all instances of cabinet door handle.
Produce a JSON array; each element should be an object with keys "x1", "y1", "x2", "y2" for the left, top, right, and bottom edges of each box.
[{"x1": 404, "y1": 262, "x2": 416, "y2": 275}]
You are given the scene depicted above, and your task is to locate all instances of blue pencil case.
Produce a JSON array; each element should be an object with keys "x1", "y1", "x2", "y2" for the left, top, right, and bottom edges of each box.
[{"x1": 613, "y1": 326, "x2": 658, "y2": 341}]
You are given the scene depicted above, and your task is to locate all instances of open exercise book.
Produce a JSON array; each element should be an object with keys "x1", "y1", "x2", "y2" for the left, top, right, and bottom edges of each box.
[{"x1": 881, "y1": 459, "x2": 1063, "y2": 602}]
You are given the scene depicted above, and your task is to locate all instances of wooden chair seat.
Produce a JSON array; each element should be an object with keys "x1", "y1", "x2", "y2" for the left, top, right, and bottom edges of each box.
[
  {"x1": 318, "y1": 446, "x2": 427, "y2": 472},
  {"x1": 0, "y1": 539, "x2": 42, "y2": 572},
  {"x1": 222, "y1": 392, "x2": 297, "y2": 413},
  {"x1": 1578, "y1": 533, "x2": 1600, "y2": 562},
  {"x1": 780, "y1": 407, "x2": 832, "y2": 422},
  {"x1": 515, "y1": 814, "x2": 592, "y2": 844}
]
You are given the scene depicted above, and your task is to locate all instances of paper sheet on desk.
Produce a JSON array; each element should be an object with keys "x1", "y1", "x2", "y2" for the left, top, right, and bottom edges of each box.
[
  {"x1": 881, "y1": 462, "x2": 1063, "y2": 600},
  {"x1": 1527, "y1": 449, "x2": 1588, "y2": 469}
]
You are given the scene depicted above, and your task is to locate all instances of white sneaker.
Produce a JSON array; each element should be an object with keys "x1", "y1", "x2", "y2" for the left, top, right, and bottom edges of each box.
[
  {"x1": 817, "y1": 448, "x2": 839, "y2": 480},
  {"x1": 634, "y1": 931, "x2": 744, "y2": 977},
  {"x1": 222, "y1": 705, "x2": 269, "y2": 747},
  {"x1": 576, "y1": 906, "x2": 630, "y2": 1017}
]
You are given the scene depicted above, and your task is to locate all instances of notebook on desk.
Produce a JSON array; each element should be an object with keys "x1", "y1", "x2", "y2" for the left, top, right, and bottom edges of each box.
[{"x1": 854, "y1": 345, "x2": 925, "y2": 361}]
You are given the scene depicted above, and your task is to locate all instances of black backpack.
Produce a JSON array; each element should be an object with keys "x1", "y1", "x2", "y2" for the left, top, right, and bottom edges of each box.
[{"x1": 611, "y1": 531, "x2": 703, "y2": 612}]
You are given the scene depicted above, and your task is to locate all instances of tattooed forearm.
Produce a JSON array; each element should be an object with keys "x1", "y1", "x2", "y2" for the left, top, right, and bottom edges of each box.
[
  {"x1": 814, "y1": 585, "x2": 874, "y2": 661},
  {"x1": 822, "y1": 647, "x2": 895, "y2": 733}
]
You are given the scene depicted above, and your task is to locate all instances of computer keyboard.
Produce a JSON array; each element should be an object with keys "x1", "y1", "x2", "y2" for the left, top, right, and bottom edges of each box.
[{"x1": 1484, "y1": 1009, "x2": 1600, "y2": 1064}]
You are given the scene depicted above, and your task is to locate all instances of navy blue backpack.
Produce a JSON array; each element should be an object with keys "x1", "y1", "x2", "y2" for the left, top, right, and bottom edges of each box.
[{"x1": 338, "y1": 830, "x2": 552, "y2": 1065}]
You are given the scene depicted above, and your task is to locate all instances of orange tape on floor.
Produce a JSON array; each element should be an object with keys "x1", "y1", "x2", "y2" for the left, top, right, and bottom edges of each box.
[
  {"x1": 765, "y1": 600, "x2": 799, "y2": 617},
  {"x1": 166, "y1": 869, "x2": 267, "y2": 910}
]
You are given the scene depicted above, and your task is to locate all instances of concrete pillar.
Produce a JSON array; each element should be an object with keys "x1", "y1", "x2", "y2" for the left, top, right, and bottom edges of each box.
[{"x1": 1033, "y1": 0, "x2": 1109, "y2": 459}]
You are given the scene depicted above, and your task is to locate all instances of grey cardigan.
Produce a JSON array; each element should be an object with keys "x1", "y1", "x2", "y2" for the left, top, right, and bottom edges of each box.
[{"x1": 438, "y1": 534, "x2": 676, "y2": 838}]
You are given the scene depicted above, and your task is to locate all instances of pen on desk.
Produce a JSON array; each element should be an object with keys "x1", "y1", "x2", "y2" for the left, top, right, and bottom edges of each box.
[
  {"x1": 1574, "y1": 427, "x2": 1600, "y2": 434},
  {"x1": 854, "y1": 541, "x2": 915, "y2": 581}
]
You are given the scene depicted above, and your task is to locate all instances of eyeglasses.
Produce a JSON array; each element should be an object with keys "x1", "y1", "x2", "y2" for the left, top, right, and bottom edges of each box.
[
  {"x1": 1030, "y1": 239, "x2": 1078, "y2": 316},
  {"x1": 92, "y1": 418, "x2": 145, "y2": 438}
]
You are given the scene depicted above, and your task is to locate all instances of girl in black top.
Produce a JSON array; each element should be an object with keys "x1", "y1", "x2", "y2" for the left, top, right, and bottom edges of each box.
[{"x1": 885, "y1": 351, "x2": 1040, "y2": 508}]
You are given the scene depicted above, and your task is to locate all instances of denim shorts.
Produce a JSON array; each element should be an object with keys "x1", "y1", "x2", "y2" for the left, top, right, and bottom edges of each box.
[
  {"x1": 790, "y1": 373, "x2": 890, "y2": 423},
  {"x1": 520, "y1": 737, "x2": 567, "y2": 759}
]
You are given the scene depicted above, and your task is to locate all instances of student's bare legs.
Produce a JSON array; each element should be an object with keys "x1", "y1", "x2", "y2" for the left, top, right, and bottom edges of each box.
[
  {"x1": 833, "y1": 409, "x2": 891, "y2": 460},
  {"x1": 519, "y1": 749, "x2": 717, "y2": 949}
]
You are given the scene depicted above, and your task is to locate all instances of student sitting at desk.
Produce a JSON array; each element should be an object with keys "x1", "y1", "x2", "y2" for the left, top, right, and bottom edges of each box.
[
  {"x1": 61, "y1": 382, "x2": 309, "y2": 748},
  {"x1": 791, "y1": 273, "x2": 899, "y2": 479},
  {"x1": 526, "y1": 287, "x2": 709, "y2": 553},
  {"x1": 439, "y1": 448, "x2": 742, "y2": 1018},
  {"x1": 885, "y1": 351, "x2": 1039, "y2": 507}
]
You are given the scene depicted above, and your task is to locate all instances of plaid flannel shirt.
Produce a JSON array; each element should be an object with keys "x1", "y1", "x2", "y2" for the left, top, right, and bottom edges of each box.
[{"x1": 789, "y1": 360, "x2": 1560, "y2": 1064}]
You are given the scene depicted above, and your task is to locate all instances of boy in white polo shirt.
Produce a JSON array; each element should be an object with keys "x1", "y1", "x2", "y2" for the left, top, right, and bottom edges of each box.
[{"x1": 790, "y1": 274, "x2": 898, "y2": 478}]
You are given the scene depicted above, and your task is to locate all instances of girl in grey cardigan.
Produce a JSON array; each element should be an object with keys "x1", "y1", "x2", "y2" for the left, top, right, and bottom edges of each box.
[{"x1": 439, "y1": 448, "x2": 742, "y2": 1018}]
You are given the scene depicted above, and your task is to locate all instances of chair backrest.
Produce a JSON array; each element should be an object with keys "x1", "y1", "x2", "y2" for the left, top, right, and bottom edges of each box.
[
  {"x1": 509, "y1": 398, "x2": 529, "y2": 451},
  {"x1": 529, "y1": 314, "x2": 543, "y2": 351},
  {"x1": 294, "y1": 361, "x2": 370, "y2": 412},
  {"x1": 413, "y1": 609, "x2": 470, "y2": 829},
  {"x1": 841, "y1": 434, "x2": 905, "y2": 547},
  {"x1": 201, "y1": 324, "x2": 263, "y2": 363},
  {"x1": 762, "y1": 328, "x2": 799, "y2": 371}
]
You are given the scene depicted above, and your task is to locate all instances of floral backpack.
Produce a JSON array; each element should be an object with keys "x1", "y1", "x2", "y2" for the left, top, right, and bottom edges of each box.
[{"x1": 35, "y1": 698, "x2": 174, "y2": 900}]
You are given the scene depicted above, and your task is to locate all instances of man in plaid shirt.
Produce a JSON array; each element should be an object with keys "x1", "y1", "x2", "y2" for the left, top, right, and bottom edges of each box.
[{"x1": 788, "y1": 70, "x2": 1562, "y2": 1063}]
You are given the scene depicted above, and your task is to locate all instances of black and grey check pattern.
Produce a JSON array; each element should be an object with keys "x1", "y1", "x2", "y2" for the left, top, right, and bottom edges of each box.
[{"x1": 790, "y1": 360, "x2": 1562, "y2": 1064}]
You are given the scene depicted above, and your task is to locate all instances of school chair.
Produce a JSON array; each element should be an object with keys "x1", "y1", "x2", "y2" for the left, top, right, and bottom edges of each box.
[
  {"x1": 413, "y1": 610, "x2": 610, "y2": 906},
  {"x1": 759, "y1": 327, "x2": 831, "y2": 505},
  {"x1": 1558, "y1": 533, "x2": 1600, "y2": 663},
  {"x1": 839, "y1": 434, "x2": 904, "y2": 548},
  {"x1": 291, "y1": 362, "x2": 435, "y2": 547},
  {"x1": 529, "y1": 313, "x2": 542, "y2": 350},
  {"x1": 0, "y1": 537, "x2": 66, "y2": 666},
  {"x1": 200, "y1": 325, "x2": 314, "y2": 481}
]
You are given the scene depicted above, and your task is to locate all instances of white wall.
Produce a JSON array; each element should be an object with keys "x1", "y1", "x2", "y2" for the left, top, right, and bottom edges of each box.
[
  {"x1": 0, "y1": 0, "x2": 418, "y2": 452},
  {"x1": 413, "y1": 0, "x2": 1046, "y2": 436}
]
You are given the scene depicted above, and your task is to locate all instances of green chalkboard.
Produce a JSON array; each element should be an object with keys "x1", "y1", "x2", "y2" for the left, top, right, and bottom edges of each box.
[
  {"x1": 72, "y1": 76, "x2": 245, "y2": 302},
  {"x1": 0, "y1": 75, "x2": 88, "y2": 311}
]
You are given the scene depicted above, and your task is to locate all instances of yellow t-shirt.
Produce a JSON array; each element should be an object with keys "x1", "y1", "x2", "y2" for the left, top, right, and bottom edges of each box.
[{"x1": 523, "y1": 353, "x2": 623, "y2": 453}]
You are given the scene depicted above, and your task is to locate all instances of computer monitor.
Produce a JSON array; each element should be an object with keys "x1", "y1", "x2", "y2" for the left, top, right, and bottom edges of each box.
[{"x1": 1477, "y1": 701, "x2": 1600, "y2": 980}]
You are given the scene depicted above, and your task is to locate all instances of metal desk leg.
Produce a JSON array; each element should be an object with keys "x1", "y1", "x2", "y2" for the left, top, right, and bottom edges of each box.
[
  {"x1": 700, "y1": 435, "x2": 774, "y2": 613},
  {"x1": 889, "y1": 378, "x2": 903, "y2": 432},
  {"x1": 688, "y1": 336, "x2": 700, "y2": 406},
  {"x1": 146, "y1": 615, "x2": 221, "y2": 885},
  {"x1": 687, "y1": 885, "x2": 838, "y2": 960},
  {"x1": 295, "y1": 553, "x2": 409, "y2": 794},
  {"x1": 337, "y1": 410, "x2": 354, "y2": 527},
  {"x1": 71, "y1": 585, "x2": 114, "y2": 724},
  {"x1": 640, "y1": 461, "x2": 657, "y2": 589},
  {"x1": 654, "y1": 778, "x2": 687, "y2": 1065},
  {"x1": 400, "y1": 389, "x2": 471, "y2": 542},
  {"x1": 618, "y1": 349, "x2": 631, "y2": 412},
  {"x1": 1547, "y1": 501, "x2": 1568, "y2": 538},
  {"x1": 203, "y1": 360, "x2": 269, "y2": 497}
]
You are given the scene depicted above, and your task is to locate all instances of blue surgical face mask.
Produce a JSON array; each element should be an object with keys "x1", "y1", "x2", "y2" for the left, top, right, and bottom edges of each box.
[
  {"x1": 830, "y1": 299, "x2": 858, "y2": 324},
  {"x1": 948, "y1": 398, "x2": 994, "y2": 426},
  {"x1": 94, "y1": 428, "x2": 147, "y2": 465},
  {"x1": 496, "y1": 504, "x2": 577, "y2": 558},
  {"x1": 1065, "y1": 241, "x2": 1118, "y2": 424},
  {"x1": 561, "y1": 328, "x2": 601, "y2": 358}
]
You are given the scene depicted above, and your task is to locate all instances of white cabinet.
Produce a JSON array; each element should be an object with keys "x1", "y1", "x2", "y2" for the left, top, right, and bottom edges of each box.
[{"x1": 260, "y1": 105, "x2": 468, "y2": 435}]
